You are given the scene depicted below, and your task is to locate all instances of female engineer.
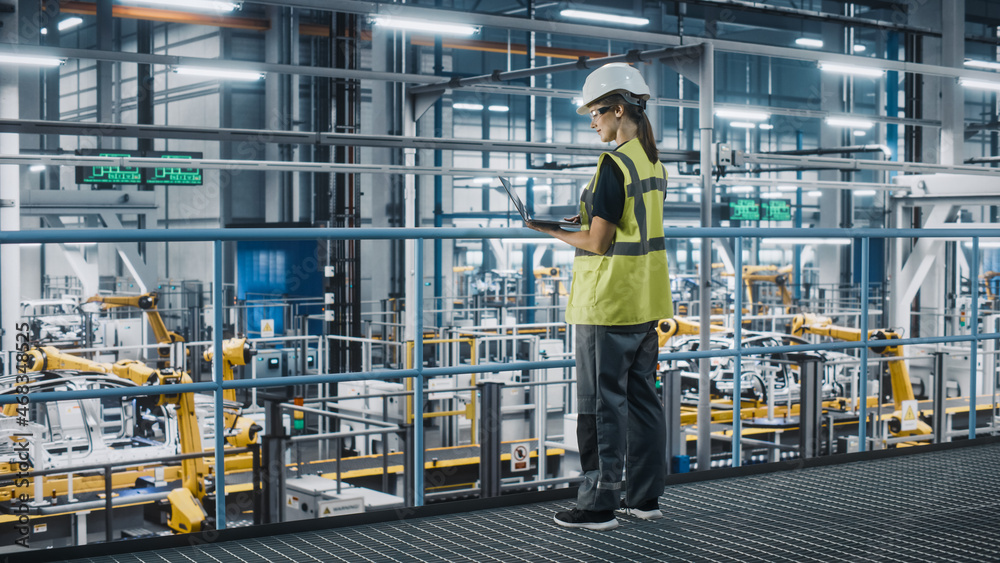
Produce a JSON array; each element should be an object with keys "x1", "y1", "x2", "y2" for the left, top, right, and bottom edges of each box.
[{"x1": 528, "y1": 62, "x2": 673, "y2": 531}]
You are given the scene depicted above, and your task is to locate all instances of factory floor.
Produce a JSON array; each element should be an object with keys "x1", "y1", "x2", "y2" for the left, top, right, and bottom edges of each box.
[{"x1": 28, "y1": 438, "x2": 1000, "y2": 563}]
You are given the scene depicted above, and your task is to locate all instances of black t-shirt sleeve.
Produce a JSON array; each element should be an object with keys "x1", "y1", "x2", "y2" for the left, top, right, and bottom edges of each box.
[{"x1": 591, "y1": 157, "x2": 625, "y2": 225}]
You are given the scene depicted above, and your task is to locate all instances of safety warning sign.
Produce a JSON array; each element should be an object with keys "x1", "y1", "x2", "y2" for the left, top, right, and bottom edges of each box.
[
  {"x1": 900, "y1": 399, "x2": 918, "y2": 432},
  {"x1": 511, "y1": 443, "x2": 530, "y2": 472},
  {"x1": 262, "y1": 319, "x2": 275, "y2": 338}
]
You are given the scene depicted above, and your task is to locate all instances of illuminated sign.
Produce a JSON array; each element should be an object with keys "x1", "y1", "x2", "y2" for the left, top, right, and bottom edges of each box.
[
  {"x1": 76, "y1": 149, "x2": 202, "y2": 185},
  {"x1": 761, "y1": 199, "x2": 792, "y2": 221},
  {"x1": 143, "y1": 152, "x2": 203, "y2": 185},
  {"x1": 75, "y1": 152, "x2": 142, "y2": 184},
  {"x1": 726, "y1": 198, "x2": 760, "y2": 221},
  {"x1": 724, "y1": 198, "x2": 794, "y2": 222}
]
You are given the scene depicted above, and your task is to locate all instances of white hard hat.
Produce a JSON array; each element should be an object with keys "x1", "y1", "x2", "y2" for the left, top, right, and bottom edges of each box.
[{"x1": 576, "y1": 62, "x2": 651, "y2": 115}]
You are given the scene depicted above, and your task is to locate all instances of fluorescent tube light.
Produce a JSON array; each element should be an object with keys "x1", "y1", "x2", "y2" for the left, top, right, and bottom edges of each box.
[
  {"x1": 453, "y1": 103, "x2": 484, "y2": 110},
  {"x1": 729, "y1": 121, "x2": 758, "y2": 129},
  {"x1": 472, "y1": 177, "x2": 493, "y2": 184},
  {"x1": 59, "y1": 17, "x2": 83, "y2": 30},
  {"x1": 731, "y1": 186, "x2": 755, "y2": 193},
  {"x1": 684, "y1": 187, "x2": 701, "y2": 194},
  {"x1": 760, "y1": 192, "x2": 784, "y2": 199},
  {"x1": 0, "y1": 54, "x2": 65, "y2": 67},
  {"x1": 825, "y1": 116, "x2": 874, "y2": 129},
  {"x1": 488, "y1": 105, "x2": 509, "y2": 112},
  {"x1": 776, "y1": 185, "x2": 798, "y2": 192},
  {"x1": 795, "y1": 38, "x2": 824, "y2": 48},
  {"x1": 560, "y1": 9, "x2": 649, "y2": 26},
  {"x1": 853, "y1": 130, "x2": 867, "y2": 136},
  {"x1": 762, "y1": 238, "x2": 851, "y2": 246},
  {"x1": 172, "y1": 66, "x2": 264, "y2": 81},
  {"x1": 854, "y1": 189, "x2": 877, "y2": 196},
  {"x1": 372, "y1": 16, "x2": 478, "y2": 36},
  {"x1": 853, "y1": 44, "x2": 866, "y2": 53},
  {"x1": 807, "y1": 190, "x2": 823, "y2": 197},
  {"x1": 963, "y1": 241, "x2": 1000, "y2": 249},
  {"x1": 964, "y1": 59, "x2": 1000, "y2": 71},
  {"x1": 120, "y1": 0, "x2": 240, "y2": 12},
  {"x1": 819, "y1": 62, "x2": 884, "y2": 77},
  {"x1": 715, "y1": 108, "x2": 770, "y2": 121},
  {"x1": 960, "y1": 78, "x2": 1000, "y2": 91},
  {"x1": 29, "y1": 165, "x2": 46, "y2": 172},
  {"x1": 758, "y1": 124, "x2": 774, "y2": 130}
]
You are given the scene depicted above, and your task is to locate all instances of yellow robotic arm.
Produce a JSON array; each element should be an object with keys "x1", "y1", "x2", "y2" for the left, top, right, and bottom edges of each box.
[
  {"x1": 656, "y1": 317, "x2": 727, "y2": 348},
  {"x1": 790, "y1": 313, "x2": 928, "y2": 439},
  {"x1": 203, "y1": 337, "x2": 260, "y2": 447},
  {"x1": 86, "y1": 292, "x2": 185, "y2": 360}
]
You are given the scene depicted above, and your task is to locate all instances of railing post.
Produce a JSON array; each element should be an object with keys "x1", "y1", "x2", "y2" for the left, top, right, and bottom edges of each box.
[
  {"x1": 662, "y1": 368, "x2": 683, "y2": 474},
  {"x1": 414, "y1": 238, "x2": 425, "y2": 506},
  {"x1": 799, "y1": 359, "x2": 823, "y2": 459},
  {"x1": 478, "y1": 380, "x2": 504, "y2": 498},
  {"x1": 104, "y1": 465, "x2": 113, "y2": 542},
  {"x1": 970, "y1": 236, "x2": 980, "y2": 440},
  {"x1": 859, "y1": 237, "x2": 870, "y2": 451},
  {"x1": 933, "y1": 351, "x2": 946, "y2": 443},
  {"x1": 212, "y1": 239, "x2": 227, "y2": 529},
  {"x1": 733, "y1": 236, "x2": 743, "y2": 467}
]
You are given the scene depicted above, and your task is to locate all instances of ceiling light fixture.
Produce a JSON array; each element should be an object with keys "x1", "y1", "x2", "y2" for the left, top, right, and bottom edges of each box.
[
  {"x1": 560, "y1": 9, "x2": 649, "y2": 26},
  {"x1": 730, "y1": 186, "x2": 755, "y2": 193},
  {"x1": 795, "y1": 38, "x2": 824, "y2": 48},
  {"x1": 372, "y1": 16, "x2": 479, "y2": 36},
  {"x1": 715, "y1": 108, "x2": 770, "y2": 121},
  {"x1": 819, "y1": 62, "x2": 884, "y2": 77},
  {"x1": 758, "y1": 124, "x2": 774, "y2": 130},
  {"x1": 488, "y1": 105, "x2": 509, "y2": 112},
  {"x1": 120, "y1": 0, "x2": 240, "y2": 12},
  {"x1": 807, "y1": 190, "x2": 823, "y2": 197},
  {"x1": 825, "y1": 116, "x2": 874, "y2": 129},
  {"x1": 684, "y1": 187, "x2": 701, "y2": 194},
  {"x1": 776, "y1": 185, "x2": 798, "y2": 192},
  {"x1": 960, "y1": 78, "x2": 1000, "y2": 91},
  {"x1": 729, "y1": 121, "x2": 758, "y2": 129},
  {"x1": 29, "y1": 165, "x2": 46, "y2": 172},
  {"x1": 853, "y1": 44, "x2": 866, "y2": 53},
  {"x1": 453, "y1": 103, "x2": 484, "y2": 110},
  {"x1": 172, "y1": 66, "x2": 264, "y2": 81},
  {"x1": 760, "y1": 192, "x2": 784, "y2": 199},
  {"x1": 854, "y1": 189, "x2": 877, "y2": 196},
  {"x1": 964, "y1": 59, "x2": 1000, "y2": 71},
  {"x1": 0, "y1": 54, "x2": 65, "y2": 67}
]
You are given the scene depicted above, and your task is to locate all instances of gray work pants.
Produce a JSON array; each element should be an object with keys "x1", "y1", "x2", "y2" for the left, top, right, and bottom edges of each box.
[{"x1": 575, "y1": 323, "x2": 666, "y2": 512}]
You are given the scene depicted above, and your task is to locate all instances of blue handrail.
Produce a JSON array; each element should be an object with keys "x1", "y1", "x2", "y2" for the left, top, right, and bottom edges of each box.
[{"x1": 2, "y1": 224, "x2": 997, "y2": 530}]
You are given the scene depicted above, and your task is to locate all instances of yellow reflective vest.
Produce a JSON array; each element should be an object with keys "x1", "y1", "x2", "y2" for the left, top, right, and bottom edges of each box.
[{"x1": 565, "y1": 138, "x2": 673, "y2": 325}]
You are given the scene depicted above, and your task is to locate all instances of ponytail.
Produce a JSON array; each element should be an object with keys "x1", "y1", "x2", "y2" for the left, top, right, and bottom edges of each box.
[{"x1": 597, "y1": 93, "x2": 659, "y2": 163}]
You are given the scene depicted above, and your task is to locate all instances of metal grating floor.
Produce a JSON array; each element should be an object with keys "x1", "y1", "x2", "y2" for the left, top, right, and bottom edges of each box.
[{"x1": 52, "y1": 442, "x2": 1000, "y2": 563}]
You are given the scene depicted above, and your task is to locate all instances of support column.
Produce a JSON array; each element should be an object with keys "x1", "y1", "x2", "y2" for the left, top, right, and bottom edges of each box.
[
  {"x1": 696, "y1": 42, "x2": 714, "y2": 471},
  {"x1": 939, "y1": 0, "x2": 965, "y2": 166},
  {"x1": 0, "y1": 7, "x2": 20, "y2": 354}
]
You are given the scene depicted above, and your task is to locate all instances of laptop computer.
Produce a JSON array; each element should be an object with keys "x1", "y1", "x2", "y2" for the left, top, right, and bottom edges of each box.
[{"x1": 498, "y1": 176, "x2": 579, "y2": 228}]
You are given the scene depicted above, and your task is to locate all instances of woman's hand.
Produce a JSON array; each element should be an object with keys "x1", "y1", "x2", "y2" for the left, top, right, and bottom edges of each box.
[
  {"x1": 527, "y1": 220, "x2": 561, "y2": 233},
  {"x1": 563, "y1": 215, "x2": 581, "y2": 224}
]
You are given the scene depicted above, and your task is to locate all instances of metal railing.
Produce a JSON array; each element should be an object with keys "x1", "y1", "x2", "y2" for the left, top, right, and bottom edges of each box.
[{"x1": 3, "y1": 225, "x2": 1000, "y2": 534}]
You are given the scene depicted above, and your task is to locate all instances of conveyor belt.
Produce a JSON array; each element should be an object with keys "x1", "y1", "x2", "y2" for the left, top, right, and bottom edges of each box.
[{"x1": 34, "y1": 439, "x2": 1000, "y2": 562}]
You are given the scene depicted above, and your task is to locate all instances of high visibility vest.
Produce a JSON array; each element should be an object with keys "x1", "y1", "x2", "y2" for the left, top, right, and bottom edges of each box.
[{"x1": 565, "y1": 138, "x2": 673, "y2": 325}]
